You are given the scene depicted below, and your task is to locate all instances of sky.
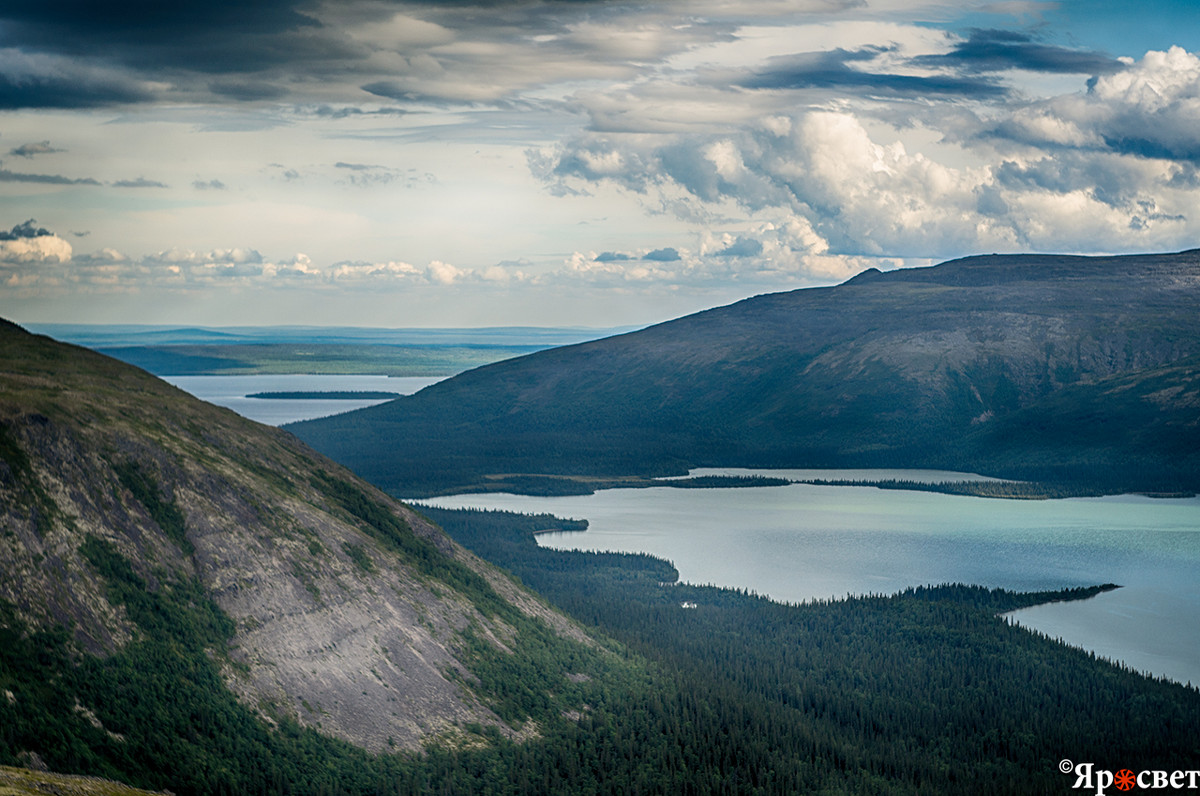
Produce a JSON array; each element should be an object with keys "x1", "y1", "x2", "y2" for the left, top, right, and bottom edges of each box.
[{"x1": 1, "y1": 0, "x2": 1199, "y2": 328}]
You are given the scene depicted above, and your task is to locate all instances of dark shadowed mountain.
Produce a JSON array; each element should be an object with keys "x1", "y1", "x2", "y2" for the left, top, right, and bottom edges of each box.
[{"x1": 288, "y1": 250, "x2": 1200, "y2": 495}]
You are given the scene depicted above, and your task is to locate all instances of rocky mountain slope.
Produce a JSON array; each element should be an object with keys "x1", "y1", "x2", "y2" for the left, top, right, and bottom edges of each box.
[
  {"x1": 289, "y1": 250, "x2": 1200, "y2": 494},
  {"x1": 0, "y1": 319, "x2": 595, "y2": 756}
]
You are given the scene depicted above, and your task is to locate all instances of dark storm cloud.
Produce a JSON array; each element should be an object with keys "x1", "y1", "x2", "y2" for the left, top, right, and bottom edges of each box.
[
  {"x1": 0, "y1": 168, "x2": 100, "y2": 185},
  {"x1": 0, "y1": 0, "x2": 616, "y2": 110},
  {"x1": 0, "y1": 0, "x2": 733, "y2": 109},
  {"x1": 0, "y1": 0, "x2": 321, "y2": 67},
  {"x1": 0, "y1": 0, "x2": 317, "y2": 40},
  {"x1": 0, "y1": 0, "x2": 365, "y2": 108},
  {"x1": 915, "y1": 29, "x2": 1125, "y2": 75},
  {"x1": 739, "y1": 48, "x2": 1005, "y2": 97},
  {"x1": 0, "y1": 219, "x2": 52, "y2": 240},
  {"x1": 0, "y1": 68, "x2": 154, "y2": 109},
  {"x1": 0, "y1": 0, "x2": 736, "y2": 109}
]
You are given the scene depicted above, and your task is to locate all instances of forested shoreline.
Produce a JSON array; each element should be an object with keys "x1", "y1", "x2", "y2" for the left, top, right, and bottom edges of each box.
[
  {"x1": 419, "y1": 506, "x2": 1200, "y2": 794},
  {"x1": 6, "y1": 501, "x2": 1196, "y2": 795}
]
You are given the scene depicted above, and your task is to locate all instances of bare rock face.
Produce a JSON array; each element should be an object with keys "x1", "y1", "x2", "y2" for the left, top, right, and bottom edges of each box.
[{"x1": 0, "y1": 321, "x2": 592, "y2": 752}]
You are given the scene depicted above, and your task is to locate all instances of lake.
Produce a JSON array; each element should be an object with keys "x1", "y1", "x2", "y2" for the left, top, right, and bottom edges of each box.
[
  {"x1": 163, "y1": 374, "x2": 443, "y2": 425},
  {"x1": 420, "y1": 471, "x2": 1200, "y2": 687}
]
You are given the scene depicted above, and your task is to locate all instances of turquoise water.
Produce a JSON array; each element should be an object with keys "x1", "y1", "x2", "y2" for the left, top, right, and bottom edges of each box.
[{"x1": 421, "y1": 475, "x2": 1200, "y2": 686}]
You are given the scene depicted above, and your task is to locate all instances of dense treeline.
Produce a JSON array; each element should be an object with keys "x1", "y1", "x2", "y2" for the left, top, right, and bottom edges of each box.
[
  {"x1": 799, "y1": 478, "x2": 1199, "y2": 499},
  {"x1": 796, "y1": 479, "x2": 1105, "y2": 499},
  {"x1": 425, "y1": 506, "x2": 1200, "y2": 793},
  {"x1": 429, "y1": 474, "x2": 791, "y2": 498},
  {"x1": 114, "y1": 461, "x2": 194, "y2": 553},
  {"x1": 2, "y1": 502, "x2": 1198, "y2": 795},
  {"x1": 659, "y1": 475, "x2": 792, "y2": 489},
  {"x1": 247, "y1": 391, "x2": 402, "y2": 400}
]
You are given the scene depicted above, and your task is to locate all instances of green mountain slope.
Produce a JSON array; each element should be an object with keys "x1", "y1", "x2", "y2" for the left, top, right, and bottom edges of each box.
[
  {"x1": 0, "y1": 320, "x2": 611, "y2": 781},
  {"x1": 288, "y1": 250, "x2": 1200, "y2": 494}
]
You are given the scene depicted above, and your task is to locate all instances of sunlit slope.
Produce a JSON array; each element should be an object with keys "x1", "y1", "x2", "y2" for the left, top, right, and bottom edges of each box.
[{"x1": 289, "y1": 251, "x2": 1200, "y2": 494}]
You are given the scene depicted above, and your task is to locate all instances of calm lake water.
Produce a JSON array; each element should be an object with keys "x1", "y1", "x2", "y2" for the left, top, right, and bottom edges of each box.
[
  {"x1": 421, "y1": 471, "x2": 1200, "y2": 687},
  {"x1": 163, "y1": 374, "x2": 443, "y2": 425}
]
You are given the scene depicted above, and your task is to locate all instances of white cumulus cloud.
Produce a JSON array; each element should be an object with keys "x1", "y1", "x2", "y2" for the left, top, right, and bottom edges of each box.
[
  {"x1": 0, "y1": 234, "x2": 72, "y2": 264},
  {"x1": 539, "y1": 46, "x2": 1200, "y2": 260},
  {"x1": 989, "y1": 47, "x2": 1200, "y2": 162}
]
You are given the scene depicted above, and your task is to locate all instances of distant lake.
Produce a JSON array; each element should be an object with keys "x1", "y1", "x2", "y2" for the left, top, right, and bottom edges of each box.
[
  {"x1": 421, "y1": 471, "x2": 1200, "y2": 687},
  {"x1": 163, "y1": 374, "x2": 442, "y2": 425}
]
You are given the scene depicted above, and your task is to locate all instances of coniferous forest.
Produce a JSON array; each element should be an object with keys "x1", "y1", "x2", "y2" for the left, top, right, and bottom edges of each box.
[{"x1": 4, "y1": 499, "x2": 1197, "y2": 795}]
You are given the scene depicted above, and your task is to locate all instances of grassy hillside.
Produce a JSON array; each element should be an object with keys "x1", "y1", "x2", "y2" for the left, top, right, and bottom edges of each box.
[{"x1": 288, "y1": 250, "x2": 1200, "y2": 496}]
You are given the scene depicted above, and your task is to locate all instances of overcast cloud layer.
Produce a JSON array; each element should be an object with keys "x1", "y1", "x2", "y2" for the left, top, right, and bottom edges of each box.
[{"x1": 1, "y1": 0, "x2": 1198, "y2": 326}]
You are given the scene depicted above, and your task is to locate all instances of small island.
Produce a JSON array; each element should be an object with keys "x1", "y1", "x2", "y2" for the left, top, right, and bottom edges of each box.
[{"x1": 246, "y1": 390, "x2": 402, "y2": 400}]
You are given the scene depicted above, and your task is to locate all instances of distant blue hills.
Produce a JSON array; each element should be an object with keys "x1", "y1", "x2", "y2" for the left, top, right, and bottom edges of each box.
[
  {"x1": 25, "y1": 323, "x2": 641, "y2": 377},
  {"x1": 27, "y1": 323, "x2": 638, "y2": 349}
]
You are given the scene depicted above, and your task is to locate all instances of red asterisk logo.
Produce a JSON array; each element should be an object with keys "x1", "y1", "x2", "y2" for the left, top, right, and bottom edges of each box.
[{"x1": 1114, "y1": 769, "x2": 1136, "y2": 791}]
